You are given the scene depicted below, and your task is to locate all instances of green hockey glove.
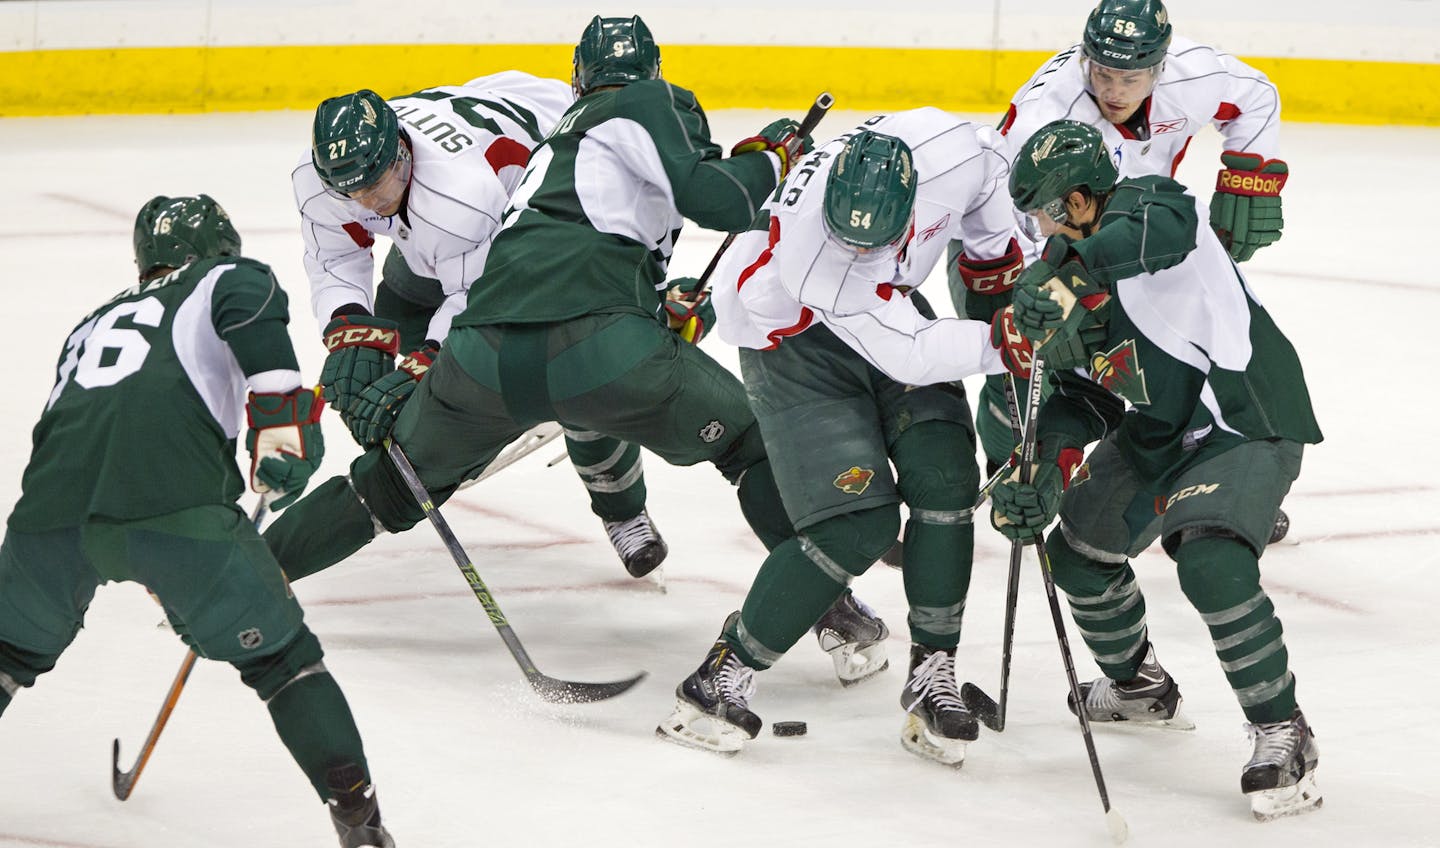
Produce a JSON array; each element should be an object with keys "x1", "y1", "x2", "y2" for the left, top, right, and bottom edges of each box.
[
  {"x1": 989, "y1": 439, "x2": 1085, "y2": 542},
  {"x1": 245, "y1": 387, "x2": 326, "y2": 510},
  {"x1": 347, "y1": 343, "x2": 438, "y2": 448},
  {"x1": 661, "y1": 277, "x2": 715, "y2": 344},
  {"x1": 320, "y1": 314, "x2": 400, "y2": 414},
  {"x1": 732, "y1": 118, "x2": 813, "y2": 179},
  {"x1": 1210, "y1": 150, "x2": 1288, "y2": 262}
]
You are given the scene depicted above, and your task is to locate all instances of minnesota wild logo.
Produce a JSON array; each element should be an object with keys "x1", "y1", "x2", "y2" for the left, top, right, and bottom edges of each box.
[
  {"x1": 833, "y1": 466, "x2": 875, "y2": 495},
  {"x1": 1090, "y1": 339, "x2": 1150, "y2": 406}
]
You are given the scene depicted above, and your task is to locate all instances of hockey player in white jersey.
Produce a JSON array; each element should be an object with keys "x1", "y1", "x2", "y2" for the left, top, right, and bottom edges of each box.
[
  {"x1": 961, "y1": 0, "x2": 1291, "y2": 539},
  {"x1": 291, "y1": 72, "x2": 667, "y2": 579},
  {"x1": 660, "y1": 110, "x2": 1021, "y2": 764}
]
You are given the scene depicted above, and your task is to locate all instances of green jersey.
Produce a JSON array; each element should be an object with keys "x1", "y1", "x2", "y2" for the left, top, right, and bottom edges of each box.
[
  {"x1": 10, "y1": 257, "x2": 299, "y2": 531},
  {"x1": 456, "y1": 80, "x2": 779, "y2": 326},
  {"x1": 1039, "y1": 176, "x2": 1322, "y2": 486}
]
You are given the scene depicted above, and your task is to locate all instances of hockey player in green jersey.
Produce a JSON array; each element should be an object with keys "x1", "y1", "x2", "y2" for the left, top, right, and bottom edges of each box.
[
  {"x1": 0, "y1": 196, "x2": 395, "y2": 847},
  {"x1": 298, "y1": 73, "x2": 670, "y2": 580},
  {"x1": 263, "y1": 14, "x2": 892, "y2": 681},
  {"x1": 988, "y1": 120, "x2": 1322, "y2": 821}
]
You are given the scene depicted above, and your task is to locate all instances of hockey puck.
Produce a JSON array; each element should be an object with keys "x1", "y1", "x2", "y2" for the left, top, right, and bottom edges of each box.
[{"x1": 772, "y1": 721, "x2": 808, "y2": 737}]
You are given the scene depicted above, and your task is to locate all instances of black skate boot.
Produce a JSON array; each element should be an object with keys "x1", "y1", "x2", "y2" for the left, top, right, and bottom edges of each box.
[
  {"x1": 1269, "y1": 508, "x2": 1291, "y2": 544},
  {"x1": 325, "y1": 763, "x2": 395, "y2": 848},
  {"x1": 604, "y1": 509, "x2": 668, "y2": 579},
  {"x1": 1243, "y1": 709, "x2": 1322, "y2": 821},
  {"x1": 813, "y1": 589, "x2": 890, "y2": 686},
  {"x1": 657, "y1": 613, "x2": 762, "y2": 755},
  {"x1": 1067, "y1": 643, "x2": 1194, "y2": 730},
  {"x1": 899, "y1": 644, "x2": 978, "y2": 767}
]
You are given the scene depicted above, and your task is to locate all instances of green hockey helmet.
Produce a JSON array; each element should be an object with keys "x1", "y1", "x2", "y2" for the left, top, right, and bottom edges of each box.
[
  {"x1": 572, "y1": 15, "x2": 661, "y2": 97},
  {"x1": 311, "y1": 89, "x2": 401, "y2": 195},
  {"x1": 1083, "y1": 0, "x2": 1172, "y2": 70},
  {"x1": 1009, "y1": 120, "x2": 1118, "y2": 225},
  {"x1": 133, "y1": 194, "x2": 242, "y2": 280},
  {"x1": 823, "y1": 130, "x2": 917, "y2": 253}
]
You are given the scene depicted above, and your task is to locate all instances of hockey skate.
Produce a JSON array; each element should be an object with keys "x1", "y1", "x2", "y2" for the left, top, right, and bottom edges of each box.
[
  {"x1": 1269, "y1": 508, "x2": 1291, "y2": 544},
  {"x1": 813, "y1": 590, "x2": 890, "y2": 686},
  {"x1": 1243, "y1": 709, "x2": 1322, "y2": 821},
  {"x1": 657, "y1": 614, "x2": 762, "y2": 756},
  {"x1": 325, "y1": 764, "x2": 396, "y2": 848},
  {"x1": 603, "y1": 509, "x2": 668, "y2": 580},
  {"x1": 1067, "y1": 644, "x2": 1195, "y2": 731},
  {"x1": 899, "y1": 644, "x2": 978, "y2": 767}
]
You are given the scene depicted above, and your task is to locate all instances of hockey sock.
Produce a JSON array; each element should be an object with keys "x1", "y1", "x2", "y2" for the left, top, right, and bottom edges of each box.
[
  {"x1": 263, "y1": 476, "x2": 378, "y2": 581},
  {"x1": 1046, "y1": 531, "x2": 1151, "y2": 680},
  {"x1": 730, "y1": 506, "x2": 897, "y2": 668},
  {"x1": 1176, "y1": 535, "x2": 1297, "y2": 723},
  {"x1": 564, "y1": 430, "x2": 648, "y2": 522},
  {"x1": 267, "y1": 672, "x2": 370, "y2": 800},
  {"x1": 893, "y1": 421, "x2": 978, "y2": 650}
]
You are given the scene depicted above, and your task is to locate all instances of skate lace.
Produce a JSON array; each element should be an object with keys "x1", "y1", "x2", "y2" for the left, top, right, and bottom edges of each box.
[
  {"x1": 605, "y1": 512, "x2": 658, "y2": 558},
  {"x1": 904, "y1": 651, "x2": 963, "y2": 714},
  {"x1": 715, "y1": 654, "x2": 756, "y2": 706},
  {"x1": 1245, "y1": 719, "x2": 1302, "y2": 766}
]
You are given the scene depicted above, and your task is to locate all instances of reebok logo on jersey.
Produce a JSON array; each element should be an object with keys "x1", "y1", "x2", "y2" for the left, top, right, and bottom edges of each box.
[
  {"x1": 1151, "y1": 117, "x2": 1189, "y2": 135},
  {"x1": 1090, "y1": 340, "x2": 1150, "y2": 406},
  {"x1": 918, "y1": 214, "x2": 950, "y2": 245},
  {"x1": 833, "y1": 466, "x2": 875, "y2": 495}
]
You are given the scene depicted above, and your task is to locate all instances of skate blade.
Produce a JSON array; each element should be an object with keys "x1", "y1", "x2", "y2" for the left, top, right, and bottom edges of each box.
[
  {"x1": 1249, "y1": 773, "x2": 1323, "y2": 821},
  {"x1": 1083, "y1": 699, "x2": 1196, "y2": 732},
  {"x1": 655, "y1": 699, "x2": 749, "y2": 756},
  {"x1": 900, "y1": 713, "x2": 968, "y2": 767},
  {"x1": 827, "y1": 642, "x2": 889, "y2": 687},
  {"x1": 636, "y1": 564, "x2": 667, "y2": 594}
]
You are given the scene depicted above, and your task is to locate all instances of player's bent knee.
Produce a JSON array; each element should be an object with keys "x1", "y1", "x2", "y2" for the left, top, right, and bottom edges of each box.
[
  {"x1": 712, "y1": 422, "x2": 768, "y2": 484},
  {"x1": 803, "y1": 506, "x2": 902, "y2": 575},
  {"x1": 232, "y1": 626, "x2": 326, "y2": 701},
  {"x1": 893, "y1": 421, "x2": 980, "y2": 508}
]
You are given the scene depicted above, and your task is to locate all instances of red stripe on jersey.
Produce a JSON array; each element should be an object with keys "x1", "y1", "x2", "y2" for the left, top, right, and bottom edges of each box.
[
  {"x1": 1169, "y1": 136, "x2": 1193, "y2": 176},
  {"x1": 765, "y1": 307, "x2": 813, "y2": 350},
  {"x1": 485, "y1": 137, "x2": 531, "y2": 174},
  {"x1": 1214, "y1": 102, "x2": 1241, "y2": 123},
  {"x1": 341, "y1": 222, "x2": 374, "y2": 249},
  {"x1": 736, "y1": 216, "x2": 781, "y2": 292},
  {"x1": 999, "y1": 104, "x2": 1018, "y2": 136}
]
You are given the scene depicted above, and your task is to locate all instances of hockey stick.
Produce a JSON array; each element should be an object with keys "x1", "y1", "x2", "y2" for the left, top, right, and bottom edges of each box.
[
  {"x1": 695, "y1": 91, "x2": 836, "y2": 290},
  {"x1": 112, "y1": 500, "x2": 269, "y2": 801},
  {"x1": 384, "y1": 438, "x2": 646, "y2": 703},
  {"x1": 961, "y1": 372, "x2": 1027, "y2": 731},
  {"x1": 1010, "y1": 357, "x2": 1128, "y2": 842}
]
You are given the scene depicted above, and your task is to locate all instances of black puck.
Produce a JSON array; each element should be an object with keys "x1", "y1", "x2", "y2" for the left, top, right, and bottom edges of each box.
[{"x1": 773, "y1": 721, "x2": 808, "y2": 737}]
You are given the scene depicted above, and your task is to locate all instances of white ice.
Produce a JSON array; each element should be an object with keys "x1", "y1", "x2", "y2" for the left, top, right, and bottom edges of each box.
[{"x1": 0, "y1": 108, "x2": 1435, "y2": 848}]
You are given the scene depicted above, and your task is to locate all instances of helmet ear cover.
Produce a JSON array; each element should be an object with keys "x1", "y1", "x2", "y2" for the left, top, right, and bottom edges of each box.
[
  {"x1": 572, "y1": 15, "x2": 662, "y2": 97},
  {"x1": 311, "y1": 89, "x2": 401, "y2": 195},
  {"x1": 133, "y1": 194, "x2": 242, "y2": 280},
  {"x1": 822, "y1": 130, "x2": 918, "y2": 252}
]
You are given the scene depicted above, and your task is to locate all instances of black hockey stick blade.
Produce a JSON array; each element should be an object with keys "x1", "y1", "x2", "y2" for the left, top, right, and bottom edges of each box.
[
  {"x1": 960, "y1": 681, "x2": 1003, "y2": 732},
  {"x1": 529, "y1": 669, "x2": 648, "y2": 704},
  {"x1": 111, "y1": 738, "x2": 137, "y2": 801}
]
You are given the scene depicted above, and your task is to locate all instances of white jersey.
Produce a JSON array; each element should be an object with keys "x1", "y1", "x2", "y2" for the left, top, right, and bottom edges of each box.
[
  {"x1": 292, "y1": 71, "x2": 574, "y2": 343},
  {"x1": 711, "y1": 108, "x2": 1014, "y2": 386},
  {"x1": 1002, "y1": 36, "x2": 1280, "y2": 180}
]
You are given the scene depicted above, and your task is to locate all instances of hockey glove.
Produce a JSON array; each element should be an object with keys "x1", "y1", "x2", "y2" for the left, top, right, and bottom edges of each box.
[
  {"x1": 956, "y1": 238, "x2": 1024, "y2": 322},
  {"x1": 1210, "y1": 151, "x2": 1287, "y2": 262},
  {"x1": 347, "y1": 343, "x2": 438, "y2": 448},
  {"x1": 989, "y1": 438, "x2": 1085, "y2": 542},
  {"x1": 732, "y1": 118, "x2": 813, "y2": 180},
  {"x1": 320, "y1": 314, "x2": 400, "y2": 414},
  {"x1": 245, "y1": 387, "x2": 326, "y2": 510},
  {"x1": 661, "y1": 277, "x2": 715, "y2": 344},
  {"x1": 990, "y1": 306, "x2": 1035, "y2": 379}
]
